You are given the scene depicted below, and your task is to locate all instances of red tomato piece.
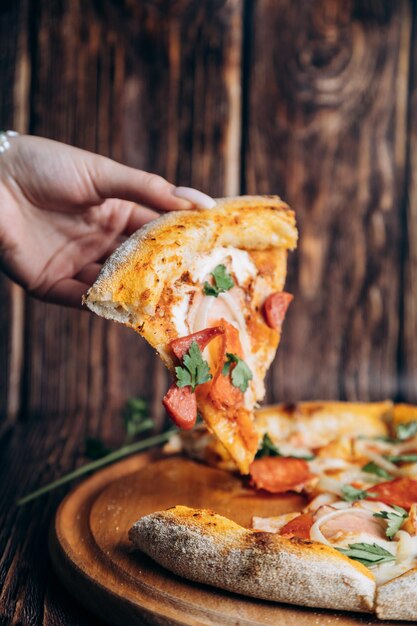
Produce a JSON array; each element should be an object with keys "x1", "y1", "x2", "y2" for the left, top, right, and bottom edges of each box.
[
  {"x1": 170, "y1": 326, "x2": 223, "y2": 360},
  {"x1": 367, "y1": 477, "x2": 417, "y2": 510},
  {"x1": 264, "y1": 292, "x2": 293, "y2": 331},
  {"x1": 249, "y1": 456, "x2": 311, "y2": 494},
  {"x1": 162, "y1": 383, "x2": 197, "y2": 430},
  {"x1": 279, "y1": 512, "x2": 314, "y2": 539}
]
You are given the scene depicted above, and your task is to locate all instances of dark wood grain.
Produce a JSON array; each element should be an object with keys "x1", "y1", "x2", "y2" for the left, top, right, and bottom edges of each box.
[
  {"x1": 401, "y1": 1, "x2": 417, "y2": 403},
  {"x1": 245, "y1": 0, "x2": 411, "y2": 403}
]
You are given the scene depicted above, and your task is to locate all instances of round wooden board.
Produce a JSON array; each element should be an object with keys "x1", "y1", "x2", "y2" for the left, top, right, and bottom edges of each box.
[{"x1": 50, "y1": 453, "x2": 395, "y2": 626}]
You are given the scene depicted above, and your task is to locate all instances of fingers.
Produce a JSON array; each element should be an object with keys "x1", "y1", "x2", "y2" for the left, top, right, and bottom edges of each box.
[
  {"x1": 91, "y1": 158, "x2": 189, "y2": 211},
  {"x1": 90, "y1": 156, "x2": 216, "y2": 212}
]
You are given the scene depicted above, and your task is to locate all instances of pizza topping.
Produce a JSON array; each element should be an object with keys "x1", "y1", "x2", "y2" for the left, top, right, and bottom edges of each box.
[
  {"x1": 367, "y1": 477, "x2": 417, "y2": 509},
  {"x1": 387, "y1": 453, "x2": 417, "y2": 463},
  {"x1": 249, "y1": 456, "x2": 311, "y2": 494},
  {"x1": 175, "y1": 342, "x2": 212, "y2": 392},
  {"x1": 189, "y1": 247, "x2": 257, "y2": 286},
  {"x1": 222, "y1": 353, "x2": 253, "y2": 393},
  {"x1": 170, "y1": 327, "x2": 223, "y2": 360},
  {"x1": 263, "y1": 292, "x2": 293, "y2": 331},
  {"x1": 337, "y1": 542, "x2": 396, "y2": 567},
  {"x1": 359, "y1": 449, "x2": 402, "y2": 477},
  {"x1": 395, "y1": 420, "x2": 417, "y2": 441},
  {"x1": 362, "y1": 461, "x2": 392, "y2": 480},
  {"x1": 309, "y1": 506, "x2": 388, "y2": 547},
  {"x1": 203, "y1": 264, "x2": 235, "y2": 297},
  {"x1": 278, "y1": 512, "x2": 314, "y2": 539},
  {"x1": 162, "y1": 384, "x2": 197, "y2": 430},
  {"x1": 402, "y1": 503, "x2": 417, "y2": 535},
  {"x1": 255, "y1": 432, "x2": 315, "y2": 461},
  {"x1": 208, "y1": 321, "x2": 246, "y2": 409},
  {"x1": 373, "y1": 506, "x2": 408, "y2": 539},
  {"x1": 164, "y1": 331, "x2": 227, "y2": 430},
  {"x1": 341, "y1": 485, "x2": 376, "y2": 502}
]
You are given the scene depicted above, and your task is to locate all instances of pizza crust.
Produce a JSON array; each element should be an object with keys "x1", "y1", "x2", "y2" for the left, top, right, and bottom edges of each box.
[
  {"x1": 129, "y1": 505, "x2": 375, "y2": 613},
  {"x1": 376, "y1": 568, "x2": 417, "y2": 620}
]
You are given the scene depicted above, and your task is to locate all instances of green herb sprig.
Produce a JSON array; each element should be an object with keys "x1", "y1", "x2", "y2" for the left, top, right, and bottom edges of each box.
[
  {"x1": 362, "y1": 461, "x2": 392, "y2": 480},
  {"x1": 395, "y1": 421, "x2": 417, "y2": 441},
  {"x1": 255, "y1": 433, "x2": 314, "y2": 461},
  {"x1": 222, "y1": 353, "x2": 253, "y2": 392},
  {"x1": 386, "y1": 454, "x2": 417, "y2": 464},
  {"x1": 203, "y1": 264, "x2": 234, "y2": 297},
  {"x1": 341, "y1": 485, "x2": 376, "y2": 502},
  {"x1": 17, "y1": 397, "x2": 176, "y2": 506},
  {"x1": 337, "y1": 543, "x2": 395, "y2": 567},
  {"x1": 373, "y1": 506, "x2": 408, "y2": 539},
  {"x1": 175, "y1": 342, "x2": 212, "y2": 391}
]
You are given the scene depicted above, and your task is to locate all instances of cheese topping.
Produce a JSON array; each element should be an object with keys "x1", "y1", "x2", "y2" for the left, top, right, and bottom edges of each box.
[{"x1": 187, "y1": 247, "x2": 257, "y2": 285}]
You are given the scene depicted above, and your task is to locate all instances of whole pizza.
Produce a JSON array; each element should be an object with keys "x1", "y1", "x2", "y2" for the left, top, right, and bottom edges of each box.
[{"x1": 85, "y1": 196, "x2": 417, "y2": 621}]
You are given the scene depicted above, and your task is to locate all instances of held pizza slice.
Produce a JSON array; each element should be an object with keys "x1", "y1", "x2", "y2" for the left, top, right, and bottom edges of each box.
[{"x1": 84, "y1": 196, "x2": 297, "y2": 473}]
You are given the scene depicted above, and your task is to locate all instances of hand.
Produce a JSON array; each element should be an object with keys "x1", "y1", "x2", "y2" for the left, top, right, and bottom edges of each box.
[{"x1": 0, "y1": 135, "x2": 214, "y2": 307}]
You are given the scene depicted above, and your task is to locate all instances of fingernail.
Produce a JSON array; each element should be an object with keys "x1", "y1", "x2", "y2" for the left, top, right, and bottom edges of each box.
[{"x1": 174, "y1": 187, "x2": 217, "y2": 209}]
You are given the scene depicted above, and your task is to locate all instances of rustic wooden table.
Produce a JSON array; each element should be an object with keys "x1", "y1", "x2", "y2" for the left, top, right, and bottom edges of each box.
[{"x1": 1, "y1": 1, "x2": 416, "y2": 623}]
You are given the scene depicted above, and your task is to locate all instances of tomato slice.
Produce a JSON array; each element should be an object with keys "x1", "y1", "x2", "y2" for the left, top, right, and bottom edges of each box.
[
  {"x1": 170, "y1": 326, "x2": 223, "y2": 360},
  {"x1": 208, "y1": 320, "x2": 244, "y2": 410},
  {"x1": 264, "y1": 292, "x2": 293, "y2": 331},
  {"x1": 162, "y1": 383, "x2": 197, "y2": 430},
  {"x1": 249, "y1": 456, "x2": 311, "y2": 494},
  {"x1": 367, "y1": 477, "x2": 417, "y2": 510},
  {"x1": 279, "y1": 512, "x2": 314, "y2": 539}
]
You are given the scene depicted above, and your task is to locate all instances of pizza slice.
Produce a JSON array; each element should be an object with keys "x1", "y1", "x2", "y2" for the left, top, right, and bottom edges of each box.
[
  {"x1": 84, "y1": 196, "x2": 297, "y2": 473},
  {"x1": 129, "y1": 402, "x2": 417, "y2": 620}
]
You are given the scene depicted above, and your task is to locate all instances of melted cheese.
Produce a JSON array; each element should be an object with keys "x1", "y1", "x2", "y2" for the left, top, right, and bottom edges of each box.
[{"x1": 187, "y1": 247, "x2": 257, "y2": 285}]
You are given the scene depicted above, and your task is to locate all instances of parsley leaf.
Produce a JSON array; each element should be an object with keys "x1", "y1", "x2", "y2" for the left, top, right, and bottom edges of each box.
[
  {"x1": 255, "y1": 433, "x2": 315, "y2": 460},
  {"x1": 175, "y1": 341, "x2": 212, "y2": 392},
  {"x1": 203, "y1": 264, "x2": 235, "y2": 297},
  {"x1": 373, "y1": 506, "x2": 408, "y2": 539},
  {"x1": 256, "y1": 433, "x2": 281, "y2": 458},
  {"x1": 123, "y1": 397, "x2": 153, "y2": 442},
  {"x1": 386, "y1": 454, "x2": 417, "y2": 464},
  {"x1": 341, "y1": 485, "x2": 376, "y2": 502},
  {"x1": 362, "y1": 461, "x2": 392, "y2": 479},
  {"x1": 337, "y1": 543, "x2": 396, "y2": 567},
  {"x1": 222, "y1": 353, "x2": 253, "y2": 392},
  {"x1": 395, "y1": 421, "x2": 417, "y2": 441}
]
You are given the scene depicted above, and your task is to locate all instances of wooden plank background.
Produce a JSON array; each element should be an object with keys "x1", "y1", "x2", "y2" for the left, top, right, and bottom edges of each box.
[{"x1": 1, "y1": 0, "x2": 417, "y2": 623}]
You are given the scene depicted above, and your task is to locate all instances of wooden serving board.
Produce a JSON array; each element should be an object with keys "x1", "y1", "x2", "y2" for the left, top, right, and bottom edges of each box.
[{"x1": 50, "y1": 453, "x2": 400, "y2": 626}]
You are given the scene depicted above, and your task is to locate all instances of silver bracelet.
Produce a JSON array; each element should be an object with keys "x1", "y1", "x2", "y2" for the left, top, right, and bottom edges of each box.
[{"x1": 0, "y1": 130, "x2": 20, "y2": 153}]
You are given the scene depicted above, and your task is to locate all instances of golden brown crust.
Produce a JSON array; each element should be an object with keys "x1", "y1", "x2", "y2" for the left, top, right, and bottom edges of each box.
[{"x1": 129, "y1": 505, "x2": 375, "y2": 613}]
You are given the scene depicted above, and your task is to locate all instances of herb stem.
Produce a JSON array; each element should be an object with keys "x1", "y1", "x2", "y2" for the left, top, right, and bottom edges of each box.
[{"x1": 17, "y1": 429, "x2": 176, "y2": 506}]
